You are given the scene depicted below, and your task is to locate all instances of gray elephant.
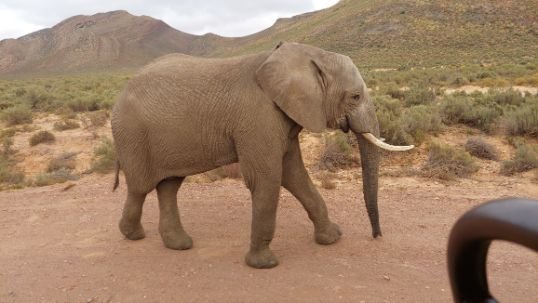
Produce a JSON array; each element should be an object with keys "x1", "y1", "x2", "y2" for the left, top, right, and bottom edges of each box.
[{"x1": 111, "y1": 42, "x2": 413, "y2": 268}]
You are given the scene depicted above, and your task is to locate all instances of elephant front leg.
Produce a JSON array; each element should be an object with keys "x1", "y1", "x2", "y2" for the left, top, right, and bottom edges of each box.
[
  {"x1": 242, "y1": 168, "x2": 282, "y2": 269},
  {"x1": 282, "y1": 139, "x2": 342, "y2": 245}
]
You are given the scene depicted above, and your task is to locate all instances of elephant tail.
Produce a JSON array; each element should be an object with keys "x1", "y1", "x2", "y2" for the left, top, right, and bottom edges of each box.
[{"x1": 113, "y1": 160, "x2": 120, "y2": 191}]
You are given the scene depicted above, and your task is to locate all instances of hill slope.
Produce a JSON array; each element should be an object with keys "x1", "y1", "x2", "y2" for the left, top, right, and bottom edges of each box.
[
  {"x1": 0, "y1": 0, "x2": 537, "y2": 75},
  {"x1": 212, "y1": 0, "x2": 538, "y2": 68}
]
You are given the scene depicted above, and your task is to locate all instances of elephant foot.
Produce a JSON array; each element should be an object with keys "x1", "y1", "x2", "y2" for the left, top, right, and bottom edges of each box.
[
  {"x1": 245, "y1": 248, "x2": 279, "y2": 269},
  {"x1": 160, "y1": 230, "x2": 193, "y2": 250},
  {"x1": 315, "y1": 222, "x2": 342, "y2": 245},
  {"x1": 119, "y1": 219, "x2": 146, "y2": 240}
]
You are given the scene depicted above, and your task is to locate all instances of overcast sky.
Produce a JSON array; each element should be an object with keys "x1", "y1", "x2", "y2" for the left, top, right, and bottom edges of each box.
[{"x1": 0, "y1": 0, "x2": 340, "y2": 40}]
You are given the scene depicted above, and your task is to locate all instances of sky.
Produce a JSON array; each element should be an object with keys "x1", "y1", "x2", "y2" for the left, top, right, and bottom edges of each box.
[{"x1": 0, "y1": 0, "x2": 340, "y2": 40}]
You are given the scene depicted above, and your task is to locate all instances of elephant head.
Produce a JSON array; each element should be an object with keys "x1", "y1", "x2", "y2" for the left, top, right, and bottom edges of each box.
[{"x1": 257, "y1": 42, "x2": 413, "y2": 238}]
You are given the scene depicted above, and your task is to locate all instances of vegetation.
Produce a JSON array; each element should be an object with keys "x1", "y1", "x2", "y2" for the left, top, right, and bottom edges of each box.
[
  {"x1": 33, "y1": 168, "x2": 77, "y2": 187},
  {"x1": 29, "y1": 131, "x2": 56, "y2": 146},
  {"x1": 319, "y1": 132, "x2": 355, "y2": 171},
  {"x1": 53, "y1": 119, "x2": 80, "y2": 131},
  {"x1": 504, "y1": 101, "x2": 538, "y2": 138},
  {"x1": 90, "y1": 138, "x2": 116, "y2": 174},
  {"x1": 501, "y1": 144, "x2": 538, "y2": 176},
  {"x1": 464, "y1": 137, "x2": 498, "y2": 161},
  {"x1": 47, "y1": 153, "x2": 78, "y2": 172},
  {"x1": 421, "y1": 143, "x2": 478, "y2": 180},
  {"x1": 319, "y1": 172, "x2": 337, "y2": 190},
  {"x1": 1, "y1": 105, "x2": 33, "y2": 126}
]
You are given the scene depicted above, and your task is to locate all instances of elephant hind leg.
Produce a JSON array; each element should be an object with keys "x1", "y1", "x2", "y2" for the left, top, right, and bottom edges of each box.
[
  {"x1": 156, "y1": 177, "x2": 193, "y2": 250},
  {"x1": 119, "y1": 190, "x2": 147, "y2": 240}
]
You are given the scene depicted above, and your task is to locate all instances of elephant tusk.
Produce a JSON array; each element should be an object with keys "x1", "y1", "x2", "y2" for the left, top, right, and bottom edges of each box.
[{"x1": 361, "y1": 133, "x2": 414, "y2": 152}]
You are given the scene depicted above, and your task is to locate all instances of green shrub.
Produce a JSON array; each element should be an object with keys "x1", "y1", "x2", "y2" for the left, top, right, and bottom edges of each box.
[
  {"x1": 403, "y1": 87, "x2": 437, "y2": 107},
  {"x1": 504, "y1": 101, "x2": 538, "y2": 138},
  {"x1": 464, "y1": 137, "x2": 499, "y2": 160},
  {"x1": 491, "y1": 89, "x2": 526, "y2": 107},
  {"x1": 1, "y1": 105, "x2": 33, "y2": 126},
  {"x1": 320, "y1": 132, "x2": 354, "y2": 171},
  {"x1": 24, "y1": 86, "x2": 54, "y2": 110},
  {"x1": 501, "y1": 144, "x2": 538, "y2": 175},
  {"x1": 386, "y1": 86, "x2": 405, "y2": 100},
  {"x1": 29, "y1": 131, "x2": 55, "y2": 146},
  {"x1": 421, "y1": 143, "x2": 479, "y2": 180},
  {"x1": 53, "y1": 119, "x2": 80, "y2": 131},
  {"x1": 440, "y1": 95, "x2": 501, "y2": 133},
  {"x1": 400, "y1": 105, "x2": 443, "y2": 145},
  {"x1": 85, "y1": 110, "x2": 109, "y2": 128},
  {"x1": 91, "y1": 138, "x2": 116, "y2": 173}
]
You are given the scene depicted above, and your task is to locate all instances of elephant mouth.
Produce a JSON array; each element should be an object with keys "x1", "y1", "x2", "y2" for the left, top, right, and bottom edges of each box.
[{"x1": 341, "y1": 116, "x2": 415, "y2": 152}]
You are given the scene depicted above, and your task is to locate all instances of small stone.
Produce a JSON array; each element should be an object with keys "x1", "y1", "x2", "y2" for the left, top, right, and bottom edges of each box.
[{"x1": 383, "y1": 275, "x2": 390, "y2": 281}]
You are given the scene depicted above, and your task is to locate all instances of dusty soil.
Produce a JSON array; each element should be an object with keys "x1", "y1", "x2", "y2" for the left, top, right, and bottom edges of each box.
[{"x1": 1, "y1": 173, "x2": 537, "y2": 303}]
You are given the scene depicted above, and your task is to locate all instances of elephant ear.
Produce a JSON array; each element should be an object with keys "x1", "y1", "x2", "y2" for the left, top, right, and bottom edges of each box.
[{"x1": 256, "y1": 42, "x2": 327, "y2": 133}]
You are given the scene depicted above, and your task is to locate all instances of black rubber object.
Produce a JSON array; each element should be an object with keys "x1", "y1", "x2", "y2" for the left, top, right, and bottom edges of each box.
[{"x1": 447, "y1": 198, "x2": 538, "y2": 303}]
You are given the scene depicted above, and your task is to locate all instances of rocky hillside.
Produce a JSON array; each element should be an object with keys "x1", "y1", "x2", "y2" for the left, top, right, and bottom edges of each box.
[{"x1": 0, "y1": 10, "x2": 231, "y2": 76}]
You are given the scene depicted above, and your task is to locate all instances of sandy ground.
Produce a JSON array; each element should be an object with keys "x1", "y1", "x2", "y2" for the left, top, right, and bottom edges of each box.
[{"x1": 1, "y1": 174, "x2": 537, "y2": 303}]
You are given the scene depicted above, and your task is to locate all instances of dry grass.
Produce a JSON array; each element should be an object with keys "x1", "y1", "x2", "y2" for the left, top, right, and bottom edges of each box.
[
  {"x1": 319, "y1": 172, "x2": 337, "y2": 190},
  {"x1": 319, "y1": 132, "x2": 354, "y2": 171},
  {"x1": 1, "y1": 105, "x2": 33, "y2": 126},
  {"x1": 53, "y1": 119, "x2": 80, "y2": 131},
  {"x1": 90, "y1": 138, "x2": 116, "y2": 174},
  {"x1": 29, "y1": 131, "x2": 55, "y2": 146},
  {"x1": 47, "y1": 152, "x2": 78, "y2": 172},
  {"x1": 501, "y1": 144, "x2": 538, "y2": 176},
  {"x1": 464, "y1": 137, "x2": 498, "y2": 161}
]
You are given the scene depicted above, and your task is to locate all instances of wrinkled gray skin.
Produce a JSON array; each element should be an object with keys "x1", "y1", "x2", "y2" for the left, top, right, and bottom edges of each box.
[{"x1": 112, "y1": 42, "x2": 382, "y2": 268}]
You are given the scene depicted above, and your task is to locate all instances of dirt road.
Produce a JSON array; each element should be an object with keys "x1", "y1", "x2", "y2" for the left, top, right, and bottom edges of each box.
[{"x1": 1, "y1": 175, "x2": 537, "y2": 302}]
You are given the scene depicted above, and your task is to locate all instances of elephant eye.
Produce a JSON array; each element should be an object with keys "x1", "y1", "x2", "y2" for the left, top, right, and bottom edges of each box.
[{"x1": 352, "y1": 94, "x2": 361, "y2": 100}]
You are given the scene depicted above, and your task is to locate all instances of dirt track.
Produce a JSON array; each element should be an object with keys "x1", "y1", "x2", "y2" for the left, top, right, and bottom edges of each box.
[{"x1": 1, "y1": 175, "x2": 537, "y2": 302}]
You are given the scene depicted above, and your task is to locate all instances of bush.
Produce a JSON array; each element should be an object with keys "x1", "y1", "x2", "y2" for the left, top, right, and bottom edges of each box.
[
  {"x1": 501, "y1": 144, "x2": 538, "y2": 175},
  {"x1": 221, "y1": 163, "x2": 242, "y2": 179},
  {"x1": 1, "y1": 105, "x2": 33, "y2": 126},
  {"x1": 403, "y1": 87, "x2": 437, "y2": 107},
  {"x1": 53, "y1": 119, "x2": 80, "y2": 131},
  {"x1": 421, "y1": 143, "x2": 479, "y2": 180},
  {"x1": 29, "y1": 131, "x2": 55, "y2": 146},
  {"x1": 0, "y1": 157, "x2": 25, "y2": 185},
  {"x1": 33, "y1": 168, "x2": 77, "y2": 187},
  {"x1": 47, "y1": 152, "x2": 78, "y2": 172},
  {"x1": 91, "y1": 138, "x2": 116, "y2": 173},
  {"x1": 491, "y1": 89, "x2": 526, "y2": 107},
  {"x1": 441, "y1": 95, "x2": 501, "y2": 133},
  {"x1": 319, "y1": 132, "x2": 354, "y2": 171},
  {"x1": 504, "y1": 101, "x2": 538, "y2": 138},
  {"x1": 464, "y1": 137, "x2": 499, "y2": 160},
  {"x1": 84, "y1": 110, "x2": 109, "y2": 128},
  {"x1": 400, "y1": 105, "x2": 443, "y2": 145},
  {"x1": 319, "y1": 172, "x2": 337, "y2": 190},
  {"x1": 376, "y1": 96, "x2": 441, "y2": 146}
]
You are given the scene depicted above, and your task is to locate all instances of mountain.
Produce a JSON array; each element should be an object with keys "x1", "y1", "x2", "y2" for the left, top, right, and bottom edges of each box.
[
  {"x1": 1, "y1": 0, "x2": 537, "y2": 76},
  {"x1": 0, "y1": 10, "x2": 231, "y2": 75}
]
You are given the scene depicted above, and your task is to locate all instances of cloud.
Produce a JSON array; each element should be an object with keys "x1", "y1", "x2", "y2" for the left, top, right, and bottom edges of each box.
[{"x1": 0, "y1": 0, "x2": 340, "y2": 39}]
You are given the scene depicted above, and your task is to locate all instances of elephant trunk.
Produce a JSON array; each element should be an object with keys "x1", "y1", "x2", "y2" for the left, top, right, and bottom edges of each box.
[{"x1": 345, "y1": 101, "x2": 414, "y2": 238}]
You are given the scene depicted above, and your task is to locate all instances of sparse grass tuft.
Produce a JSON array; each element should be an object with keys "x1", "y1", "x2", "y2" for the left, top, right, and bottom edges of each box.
[
  {"x1": 47, "y1": 152, "x2": 78, "y2": 172},
  {"x1": 319, "y1": 132, "x2": 354, "y2": 171},
  {"x1": 464, "y1": 137, "x2": 498, "y2": 160},
  {"x1": 500, "y1": 144, "x2": 538, "y2": 176},
  {"x1": 29, "y1": 131, "x2": 55, "y2": 146},
  {"x1": 90, "y1": 138, "x2": 116, "y2": 174},
  {"x1": 320, "y1": 172, "x2": 337, "y2": 190},
  {"x1": 421, "y1": 143, "x2": 478, "y2": 180},
  {"x1": 1, "y1": 105, "x2": 33, "y2": 126},
  {"x1": 33, "y1": 168, "x2": 77, "y2": 187},
  {"x1": 0, "y1": 157, "x2": 25, "y2": 185},
  {"x1": 53, "y1": 119, "x2": 80, "y2": 131}
]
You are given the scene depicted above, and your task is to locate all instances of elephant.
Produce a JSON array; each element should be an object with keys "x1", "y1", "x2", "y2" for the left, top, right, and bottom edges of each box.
[{"x1": 111, "y1": 42, "x2": 413, "y2": 269}]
